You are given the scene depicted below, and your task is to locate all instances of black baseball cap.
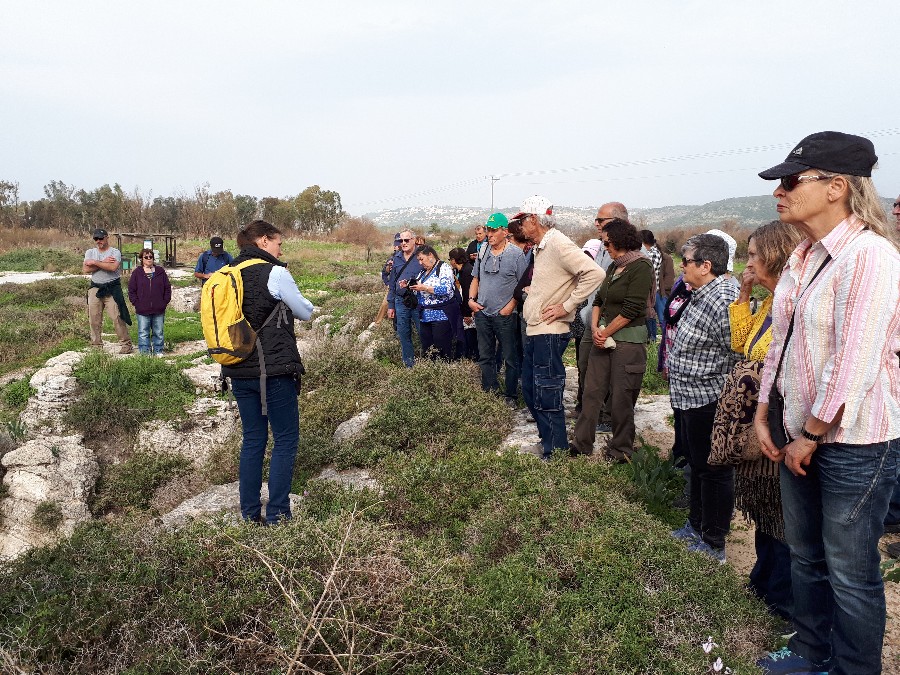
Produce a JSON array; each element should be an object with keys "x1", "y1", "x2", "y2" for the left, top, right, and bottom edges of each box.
[
  {"x1": 92, "y1": 228, "x2": 108, "y2": 239},
  {"x1": 759, "y1": 131, "x2": 877, "y2": 180},
  {"x1": 210, "y1": 237, "x2": 224, "y2": 250}
]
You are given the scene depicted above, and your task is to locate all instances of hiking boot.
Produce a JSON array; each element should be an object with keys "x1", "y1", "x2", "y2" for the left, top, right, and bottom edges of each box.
[
  {"x1": 886, "y1": 541, "x2": 900, "y2": 559},
  {"x1": 687, "y1": 539, "x2": 726, "y2": 564},
  {"x1": 119, "y1": 345, "x2": 133, "y2": 355},
  {"x1": 671, "y1": 521, "x2": 701, "y2": 543},
  {"x1": 755, "y1": 647, "x2": 827, "y2": 674}
]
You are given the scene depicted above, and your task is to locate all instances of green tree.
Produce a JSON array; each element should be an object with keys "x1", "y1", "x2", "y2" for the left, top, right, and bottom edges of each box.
[
  {"x1": 295, "y1": 185, "x2": 343, "y2": 234},
  {"x1": 0, "y1": 180, "x2": 20, "y2": 227}
]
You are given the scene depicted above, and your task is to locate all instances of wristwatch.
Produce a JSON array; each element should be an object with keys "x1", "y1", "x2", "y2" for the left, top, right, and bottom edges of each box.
[{"x1": 800, "y1": 428, "x2": 824, "y2": 443}]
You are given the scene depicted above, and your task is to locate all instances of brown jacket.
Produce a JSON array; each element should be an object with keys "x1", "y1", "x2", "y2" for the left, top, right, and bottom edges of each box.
[{"x1": 659, "y1": 248, "x2": 675, "y2": 298}]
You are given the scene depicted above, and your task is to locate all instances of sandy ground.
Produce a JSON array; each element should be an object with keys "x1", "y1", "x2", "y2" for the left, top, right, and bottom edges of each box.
[{"x1": 726, "y1": 515, "x2": 900, "y2": 673}]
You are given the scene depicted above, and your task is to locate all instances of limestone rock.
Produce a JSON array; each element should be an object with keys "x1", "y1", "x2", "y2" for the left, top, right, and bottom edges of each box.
[
  {"x1": 169, "y1": 286, "x2": 201, "y2": 313},
  {"x1": 136, "y1": 397, "x2": 239, "y2": 467},
  {"x1": 19, "y1": 351, "x2": 83, "y2": 436},
  {"x1": 160, "y1": 480, "x2": 302, "y2": 530},
  {"x1": 634, "y1": 395, "x2": 675, "y2": 452},
  {"x1": 170, "y1": 339, "x2": 208, "y2": 356},
  {"x1": 0, "y1": 435, "x2": 98, "y2": 559},
  {"x1": 314, "y1": 466, "x2": 381, "y2": 492},
  {"x1": 182, "y1": 362, "x2": 222, "y2": 392},
  {"x1": 332, "y1": 410, "x2": 371, "y2": 445}
]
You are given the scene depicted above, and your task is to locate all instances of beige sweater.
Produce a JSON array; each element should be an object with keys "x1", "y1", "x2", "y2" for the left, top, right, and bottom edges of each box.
[{"x1": 523, "y1": 228, "x2": 606, "y2": 335}]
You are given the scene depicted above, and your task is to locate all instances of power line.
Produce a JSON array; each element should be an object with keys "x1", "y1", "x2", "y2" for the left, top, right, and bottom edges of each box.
[{"x1": 347, "y1": 127, "x2": 900, "y2": 208}]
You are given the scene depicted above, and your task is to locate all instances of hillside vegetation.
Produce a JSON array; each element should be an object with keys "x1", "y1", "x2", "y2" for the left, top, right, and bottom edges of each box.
[{"x1": 0, "y1": 237, "x2": 775, "y2": 673}]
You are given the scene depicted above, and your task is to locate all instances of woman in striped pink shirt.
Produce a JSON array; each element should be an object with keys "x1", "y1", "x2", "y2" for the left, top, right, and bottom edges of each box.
[{"x1": 753, "y1": 131, "x2": 900, "y2": 675}]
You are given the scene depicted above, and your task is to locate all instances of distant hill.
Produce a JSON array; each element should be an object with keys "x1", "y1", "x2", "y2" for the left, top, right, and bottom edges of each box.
[{"x1": 364, "y1": 195, "x2": 896, "y2": 233}]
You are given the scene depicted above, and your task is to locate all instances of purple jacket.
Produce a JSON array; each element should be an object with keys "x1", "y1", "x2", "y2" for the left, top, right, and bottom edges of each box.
[{"x1": 128, "y1": 265, "x2": 172, "y2": 316}]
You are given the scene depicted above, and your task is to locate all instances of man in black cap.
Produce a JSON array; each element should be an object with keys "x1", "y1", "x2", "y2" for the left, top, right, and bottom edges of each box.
[
  {"x1": 82, "y1": 228, "x2": 133, "y2": 353},
  {"x1": 194, "y1": 236, "x2": 234, "y2": 283}
]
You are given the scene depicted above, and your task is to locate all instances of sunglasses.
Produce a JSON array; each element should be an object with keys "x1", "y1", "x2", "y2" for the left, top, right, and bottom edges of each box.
[
  {"x1": 893, "y1": 202, "x2": 900, "y2": 209},
  {"x1": 594, "y1": 217, "x2": 613, "y2": 226},
  {"x1": 682, "y1": 257, "x2": 705, "y2": 267},
  {"x1": 93, "y1": 236, "x2": 106, "y2": 241},
  {"x1": 399, "y1": 238, "x2": 412, "y2": 243},
  {"x1": 780, "y1": 174, "x2": 831, "y2": 192}
]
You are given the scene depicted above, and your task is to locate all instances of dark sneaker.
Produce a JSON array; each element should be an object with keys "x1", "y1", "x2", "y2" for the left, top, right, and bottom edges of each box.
[
  {"x1": 756, "y1": 647, "x2": 826, "y2": 674},
  {"x1": 596, "y1": 422, "x2": 612, "y2": 433},
  {"x1": 886, "y1": 542, "x2": 900, "y2": 559},
  {"x1": 884, "y1": 521, "x2": 900, "y2": 534},
  {"x1": 671, "y1": 521, "x2": 700, "y2": 543},
  {"x1": 672, "y1": 494, "x2": 690, "y2": 509}
]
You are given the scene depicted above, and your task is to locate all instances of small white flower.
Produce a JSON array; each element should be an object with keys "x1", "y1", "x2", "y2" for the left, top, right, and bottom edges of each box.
[
  {"x1": 712, "y1": 657, "x2": 724, "y2": 672},
  {"x1": 701, "y1": 637, "x2": 717, "y2": 654}
]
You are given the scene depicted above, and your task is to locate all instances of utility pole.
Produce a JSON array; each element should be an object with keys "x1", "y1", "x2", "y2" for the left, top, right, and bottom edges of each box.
[{"x1": 490, "y1": 175, "x2": 500, "y2": 211}]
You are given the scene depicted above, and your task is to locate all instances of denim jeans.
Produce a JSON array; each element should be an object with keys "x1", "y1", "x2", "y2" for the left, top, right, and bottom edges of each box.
[
  {"x1": 231, "y1": 375, "x2": 300, "y2": 524},
  {"x1": 522, "y1": 332, "x2": 570, "y2": 459},
  {"x1": 682, "y1": 401, "x2": 734, "y2": 550},
  {"x1": 646, "y1": 317, "x2": 658, "y2": 341},
  {"x1": 654, "y1": 292, "x2": 667, "y2": 334},
  {"x1": 747, "y1": 530, "x2": 793, "y2": 621},
  {"x1": 781, "y1": 438, "x2": 900, "y2": 674},
  {"x1": 393, "y1": 300, "x2": 421, "y2": 368},
  {"x1": 136, "y1": 313, "x2": 165, "y2": 355},
  {"x1": 474, "y1": 312, "x2": 520, "y2": 400}
]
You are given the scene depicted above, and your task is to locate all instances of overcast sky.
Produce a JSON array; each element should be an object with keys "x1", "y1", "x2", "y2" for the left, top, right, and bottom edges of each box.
[{"x1": 2, "y1": 1, "x2": 898, "y2": 214}]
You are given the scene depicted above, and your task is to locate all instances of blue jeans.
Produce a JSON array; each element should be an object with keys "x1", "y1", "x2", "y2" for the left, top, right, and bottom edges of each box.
[
  {"x1": 136, "y1": 313, "x2": 165, "y2": 355},
  {"x1": 646, "y1": 317, "x2": 658, "y2": 341},
  {"x1": 522, "y1": 332, "x2": 570, "y2": 459},
  {"x1": 393, "y1": 300, "x2": 421, "y2": 368},
  {"x1": 748, "y1": 530, "x2": 793, "y2": 621},
  {"x1": 654, "y1": 292, "x2": 667, "y2": 332},
  {"x1": 781, "y1": 438, "x2": 900, "y2": 674},
  {"x1": 475, "y1": 312, "x2": 520, "y2": 399},
  {"x1": 231, "y1": 375, "x2": 300, "y2": 524}
]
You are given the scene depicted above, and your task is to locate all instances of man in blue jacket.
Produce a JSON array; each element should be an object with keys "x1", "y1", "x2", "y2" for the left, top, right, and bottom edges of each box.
[
  {"x1": 386, "y1": 229, "x2": 423, "y2": 367},
  {"x1": 194, "y1": 237, "x2": 233, "y2": 283}
]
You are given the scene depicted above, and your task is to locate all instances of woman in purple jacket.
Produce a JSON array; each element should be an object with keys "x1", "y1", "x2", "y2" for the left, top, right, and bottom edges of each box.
[{"x1": 127, "y1": 248, "x2": 172, "y2": 355}]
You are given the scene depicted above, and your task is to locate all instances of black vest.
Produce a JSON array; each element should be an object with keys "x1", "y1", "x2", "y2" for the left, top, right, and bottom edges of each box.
[{"x1": 221, "y1": 247, "x2": 301, "y2": 379}]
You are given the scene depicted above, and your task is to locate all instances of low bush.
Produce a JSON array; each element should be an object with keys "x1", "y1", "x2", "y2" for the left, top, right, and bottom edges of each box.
[
  {"x1": 0, "y1": 378, "x2": 34, "y2": 411},
  {"x1": 342, "y1": 358, "x2": 507, "y2": 467},
  {"x1": 0, "y1": 247, "x2": 85, "y2": 274},
  {"x1": 93, "y1": 450, "x2": 192, "y2": 514},
  {"x1": 31, "y1": 501, "x2": 64, "y2": 531},
  {"x1": 64, "y1": 351, "x2": 195, "y2": 444}
]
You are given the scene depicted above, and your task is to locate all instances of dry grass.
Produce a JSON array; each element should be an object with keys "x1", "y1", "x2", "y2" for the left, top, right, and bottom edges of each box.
[{"x1": 0, "y1": 227, "x2": 84, "y2": 254}]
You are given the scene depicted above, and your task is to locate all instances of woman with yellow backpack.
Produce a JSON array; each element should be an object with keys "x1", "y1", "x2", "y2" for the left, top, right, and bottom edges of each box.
[{"x1": 206, "y1": 219, "x2": 313, "y2": 525}]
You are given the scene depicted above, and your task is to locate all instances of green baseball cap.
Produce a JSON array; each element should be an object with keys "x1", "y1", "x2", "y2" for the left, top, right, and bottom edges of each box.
[{"x1": 485, "y1": 212, "x2": 509, "y2": 230}]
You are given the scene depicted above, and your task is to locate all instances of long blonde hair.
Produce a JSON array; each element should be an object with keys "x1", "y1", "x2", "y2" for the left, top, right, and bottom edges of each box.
[{"x1": 816, "y1": 171, "x2": 897, "y2": 249}]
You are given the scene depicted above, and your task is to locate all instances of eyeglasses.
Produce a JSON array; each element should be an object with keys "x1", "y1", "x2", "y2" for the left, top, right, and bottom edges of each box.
[
  {"x1": 682, "y1": 257, "x2": 705, "y2": 267},
  {"x1": 142, "y1": 255, "x2": 154, "y2": 259},
  {"x1": 399, "y1": 238, "x2": 412, "y2": 243},
  {"x1": 594, "y1": 217, "x2": 613, "y2": 226},
  {"x1": 780, "y1": 174, "x2": 832, "y2": 192}
]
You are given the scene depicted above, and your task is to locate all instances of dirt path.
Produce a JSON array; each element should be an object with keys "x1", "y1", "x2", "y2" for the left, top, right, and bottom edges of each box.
[{"x1": 726, "y1": 516, "x2": 900, "y2": 673}]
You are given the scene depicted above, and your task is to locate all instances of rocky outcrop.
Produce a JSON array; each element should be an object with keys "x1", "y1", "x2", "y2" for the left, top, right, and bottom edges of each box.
[
  {"x1": 160, "y1": 467, "x2": 381, "y2": 530},
  {"x1": 19, "y1": 351, "x2": 83, "y2": 437},
  {"x1": 182, "y1": 362, "x2": 222, "y2": 392},
  {"x1": 169, "y1": 286, "x2": 201, "y2": 313},
  {"x1": 332, "y1": 410, "x2": 372, "y2": 445},
  {"x1": 0, "y1": 435, "x2": 98, "y2": 559},
  {"x1": 136, "y1": 397, "x2": 239, "y2": 467}
]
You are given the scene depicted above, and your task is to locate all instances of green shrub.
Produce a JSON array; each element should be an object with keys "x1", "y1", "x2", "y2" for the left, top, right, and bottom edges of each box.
[
  {"x1": 342, "y1": 359, "x2": 508, "y2": 467},
  {"x1": 64, "y1": 351, "x2": 195, "y2": 444},
  {"x1": 0, "y1": 378, "x2": 35, "y2": 410},
  {"x1": 624, "y1": 444, "x2": 686, "y2": 523},
  {"x1": 31, "y1": 501, "x2": 64, "y2": 531},
  {"x1": 93, "y1": 450, "x2": 191, "y2": 513},
  {"x1": 642, "y1": 345, "x2": 669, "y2": 395},
  {"x1": 0, "y1": 248, "x2": 85, "y2": 274}
]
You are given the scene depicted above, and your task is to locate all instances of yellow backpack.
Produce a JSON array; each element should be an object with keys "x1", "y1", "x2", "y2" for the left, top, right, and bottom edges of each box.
[{"x1": 200, "y1": 259, "x2": 267, "y2": 365}]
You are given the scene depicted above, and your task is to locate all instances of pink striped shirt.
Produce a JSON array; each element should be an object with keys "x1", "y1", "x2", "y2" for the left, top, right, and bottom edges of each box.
[{"x1": 759, "y1": 216, "x2": 900, "y2": 445}]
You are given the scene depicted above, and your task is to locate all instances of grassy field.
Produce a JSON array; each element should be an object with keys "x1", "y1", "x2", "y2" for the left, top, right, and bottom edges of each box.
[{"x1": 0, "y1": 233, "x2": 778, "y2": 673}]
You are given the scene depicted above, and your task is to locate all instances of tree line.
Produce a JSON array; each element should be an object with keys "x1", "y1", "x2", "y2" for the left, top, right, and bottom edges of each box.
[{"x1": 0, "y1": 180, "x2": 344, "y2": 237}]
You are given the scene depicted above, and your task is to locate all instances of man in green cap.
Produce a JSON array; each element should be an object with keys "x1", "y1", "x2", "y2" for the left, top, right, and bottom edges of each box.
[{"x1": 467, "y1": 212, "x2": 527, "y2": 405}]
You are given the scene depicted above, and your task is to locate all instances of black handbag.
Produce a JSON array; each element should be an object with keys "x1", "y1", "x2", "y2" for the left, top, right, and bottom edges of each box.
[{"x1": 766, "y1": 254, "x2": 831, "y2": 449}]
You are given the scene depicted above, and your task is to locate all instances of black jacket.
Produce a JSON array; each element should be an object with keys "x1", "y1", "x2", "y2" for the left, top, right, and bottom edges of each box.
[{"x1": 220, "y1": 246, "x2": 302, "y2": 379}]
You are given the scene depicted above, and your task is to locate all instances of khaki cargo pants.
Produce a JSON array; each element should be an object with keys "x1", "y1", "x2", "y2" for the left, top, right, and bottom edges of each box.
[{"x1": 87, "y1": 287, "x2": 132, "y2": 349}]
